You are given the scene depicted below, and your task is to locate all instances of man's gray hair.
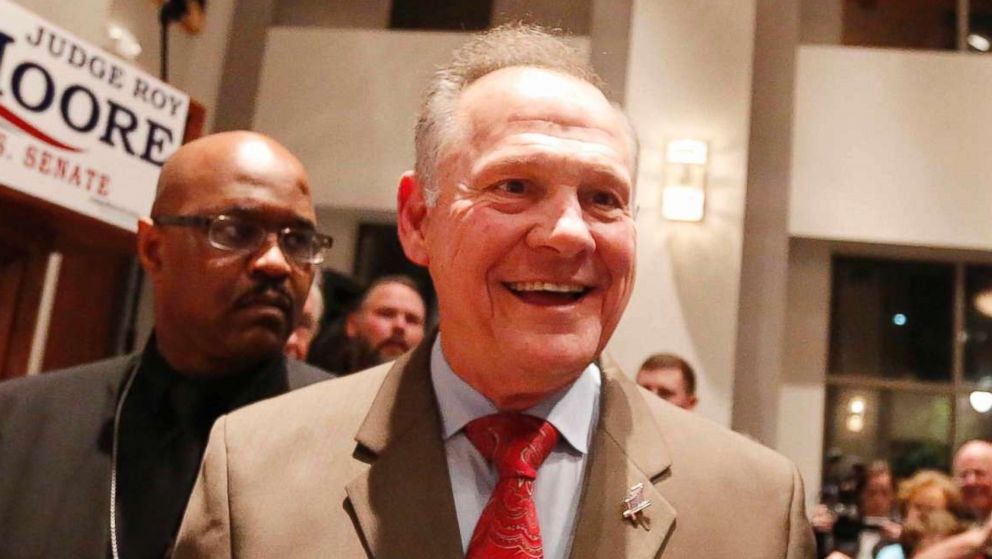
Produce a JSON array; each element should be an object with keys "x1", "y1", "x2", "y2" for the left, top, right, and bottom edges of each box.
[{"x1": 414, "y1": 23, "x2": 635, "y2": 206}]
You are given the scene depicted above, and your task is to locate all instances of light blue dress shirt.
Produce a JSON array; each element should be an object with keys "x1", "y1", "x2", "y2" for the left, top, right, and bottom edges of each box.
[
  {"x1": 430, "y1": 336, "x2": 601, "y2": 559},
  {"x1": 874, "y1": 544, "x2": 905, "y2": 559}
]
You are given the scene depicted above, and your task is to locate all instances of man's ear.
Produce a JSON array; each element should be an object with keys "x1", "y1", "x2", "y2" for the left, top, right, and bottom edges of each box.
[
  {"x1": 397, "y1": 171, "x2": 430, "y2": 267},
  {"x1": 136, "y1": 217, "x2": 163, "y2": 276}
]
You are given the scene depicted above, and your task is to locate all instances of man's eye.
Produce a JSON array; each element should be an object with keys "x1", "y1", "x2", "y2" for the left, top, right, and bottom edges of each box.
[
  {"x1": 496, "y1": 180, "x2": 528, "y2": 195},
  {"x1": 590, "y1": 190, "x2": 623, "y2": 209},
  {"x1": 281, "y1": 230, "x2": 313, "y2": 251},
  {"x1": 214, "y1": 221, "x2": 259, "y2": 246}
]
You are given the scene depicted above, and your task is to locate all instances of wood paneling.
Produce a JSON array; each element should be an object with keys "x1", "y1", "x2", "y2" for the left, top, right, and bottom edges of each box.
[
  {"x1": 40, "y1": 248, "x2": 131, "y2": 372},
  {"x1": 0, "y1": 208, "x2": 52, "y2": 379}
]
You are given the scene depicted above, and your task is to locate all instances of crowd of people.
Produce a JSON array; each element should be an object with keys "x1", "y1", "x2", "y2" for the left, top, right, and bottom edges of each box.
[{"x1": 814, "y1": 441, "x2": 992, "y2": 559}]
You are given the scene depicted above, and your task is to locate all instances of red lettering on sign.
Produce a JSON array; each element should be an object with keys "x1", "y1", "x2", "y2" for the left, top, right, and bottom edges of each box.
[{"x1": 22, "y1": 145, "x2": 111, "y2": 197}]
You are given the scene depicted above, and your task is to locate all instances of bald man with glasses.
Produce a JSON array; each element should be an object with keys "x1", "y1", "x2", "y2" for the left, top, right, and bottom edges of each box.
[{"x1": 0, "y1": 131, "x2": 333, "y2": 559}]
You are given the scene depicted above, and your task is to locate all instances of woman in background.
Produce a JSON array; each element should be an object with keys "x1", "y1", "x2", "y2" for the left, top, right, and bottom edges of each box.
[{"x1": 876, "y1": 470, "x2": 964, "y2": 559}]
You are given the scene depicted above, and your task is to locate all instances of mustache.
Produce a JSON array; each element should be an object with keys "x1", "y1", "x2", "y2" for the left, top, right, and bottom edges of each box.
[
  {"x1": 233, "y1": 281, "x2": 294, "y2": 314},
  {"x1": 376, "y1": 334, "x2": 410, "y2": 351}
]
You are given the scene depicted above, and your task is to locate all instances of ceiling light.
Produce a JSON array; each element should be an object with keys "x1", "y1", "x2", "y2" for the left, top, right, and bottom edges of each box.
[{"x1": 970, "y1": 391, "x2": 992, "y2": 413}]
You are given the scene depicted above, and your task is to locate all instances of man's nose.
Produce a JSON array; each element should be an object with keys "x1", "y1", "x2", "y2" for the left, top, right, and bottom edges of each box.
[
  {"x1": 249, "y1": 235, "x2": 293, "y2": 277},
  {"x1": 391, "y1": 316, "x2": 412, "y2": 335},
  {"x1": 527, "y1": 197, "x2": 595, "y2": 257}
]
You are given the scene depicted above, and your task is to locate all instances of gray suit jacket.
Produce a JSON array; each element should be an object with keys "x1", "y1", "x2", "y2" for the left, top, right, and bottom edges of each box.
[
  {"x1": 174, "y1": 336, "x2": 815, "y2": 558},
  {"x1": 0, "y1": 352, "x2": 329, "y2": 559}
]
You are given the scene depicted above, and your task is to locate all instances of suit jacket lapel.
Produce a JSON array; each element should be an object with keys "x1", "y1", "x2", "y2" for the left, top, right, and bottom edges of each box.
[
  {"x1": 345, "y1": 336, "x2": 463, "y2": 559},
  {"x1": 568, "y1": 366, "x2": 676, "y2": 559}
]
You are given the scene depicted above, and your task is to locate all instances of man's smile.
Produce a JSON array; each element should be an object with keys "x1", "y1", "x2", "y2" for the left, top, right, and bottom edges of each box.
[{"x1": 503, "y1": 281, "x2": 592, "y2": 304}]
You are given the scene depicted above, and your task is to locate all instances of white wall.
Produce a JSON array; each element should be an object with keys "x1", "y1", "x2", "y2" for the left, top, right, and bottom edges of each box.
[
  {"x1": 254, "y1": 29, "x2": 478, "y2": 211},
  {"x1": 608, "y1": 0, "x2": 758, "y2": 426},
  {"x1": 13, "y1": 0, "x2": 111, "y2": 45},
  {"x1": 779, "y1": 238, "x2": 831, "y2": 510},
  {"x1": 254, "y1": 28, "x2": 589, "y2": 212},
  {"x1": 791, "y1": 46, "x2": 992, "y2": 250}
]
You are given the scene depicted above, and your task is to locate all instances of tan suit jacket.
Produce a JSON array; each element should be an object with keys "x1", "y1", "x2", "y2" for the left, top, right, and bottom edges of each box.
[{"x1": 174, "y1": 337, "x2": 814, "y2": 558}]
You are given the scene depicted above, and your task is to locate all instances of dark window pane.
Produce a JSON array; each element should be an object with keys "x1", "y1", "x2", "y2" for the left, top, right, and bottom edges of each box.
[
  {"x1": 841, "y1": 0, "x2": 956, "y2": 51},
  {"x1": 389, "y1": 0, "x2": 493, "y2": 30},
  {"x1": 824, "y1": 386, "x2": 951, "y2": 481},
  {"x1": 829, "y1": 256, "x2": 953, "y2": 381},
  {"x1": 968, "y1": 4, "x2": 992, "y2": 53},
  {"x1": 965, "y1": 265, "x2": 992, "y2": 383},
  {"x1": 353, "y1": 222, "x2": 435, "y2": 314}
]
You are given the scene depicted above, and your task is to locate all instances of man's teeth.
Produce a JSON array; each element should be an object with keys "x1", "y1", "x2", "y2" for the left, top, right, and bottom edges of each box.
[{"x1": 507, "y1": 282, "x2": 587, "y2": 293}]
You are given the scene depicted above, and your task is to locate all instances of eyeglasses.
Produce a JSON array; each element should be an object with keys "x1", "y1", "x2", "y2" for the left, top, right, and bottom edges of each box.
[{"x1": 153, "y1": 214, "x2": 333, "y2": 265}]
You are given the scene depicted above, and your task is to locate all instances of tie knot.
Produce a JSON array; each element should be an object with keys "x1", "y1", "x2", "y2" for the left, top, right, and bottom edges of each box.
[{"x1": 464, "y1": 414, "x2": 559, "y2": 480}]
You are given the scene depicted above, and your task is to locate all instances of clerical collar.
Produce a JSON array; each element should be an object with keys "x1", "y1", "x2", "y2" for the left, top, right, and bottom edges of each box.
[{"x1": 429, "y1": 334, "x2": 601, "y2": 455}]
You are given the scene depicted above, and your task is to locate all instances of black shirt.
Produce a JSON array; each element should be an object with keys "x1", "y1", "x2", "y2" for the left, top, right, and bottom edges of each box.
[{"x1": 114, "y1": 339, "x2": 293, "y2": 559}]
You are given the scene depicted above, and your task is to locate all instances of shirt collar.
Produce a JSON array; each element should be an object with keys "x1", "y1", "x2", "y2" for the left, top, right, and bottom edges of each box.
[
  {"x1": 135, "y1": 334, "x2": 291, "y2": 419},
  {"x1": 430, "y1": 334, "x2": 601, "y2": 454}
]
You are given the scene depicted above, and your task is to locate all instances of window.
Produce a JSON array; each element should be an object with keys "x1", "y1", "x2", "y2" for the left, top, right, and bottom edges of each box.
[
  {"x1": 802, "y1": 0, "x2": 992, "y2": 53},
  {"x1": 389, "y1": 0, "x2": 493, "y2": 31},
  {"x1": 824, "y1": 256, "x2": 992, "y2": 478}
]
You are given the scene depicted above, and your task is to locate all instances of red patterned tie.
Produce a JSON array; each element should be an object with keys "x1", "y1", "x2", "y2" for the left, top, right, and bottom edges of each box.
[{"x1": 464, "y1": 414, "x2": 560, "y2": 559}]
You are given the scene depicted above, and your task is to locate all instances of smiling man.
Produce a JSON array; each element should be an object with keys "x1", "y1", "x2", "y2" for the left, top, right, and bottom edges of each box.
[
  {"x1": 0, "y1": 131, "x2": 331, "y2": 559},
  {"x1": 175, "y1": 25, "x2": 813, "y2": 559},
  {"x1": 954, "y1": 440, "x2": 992, "y2": 521}
]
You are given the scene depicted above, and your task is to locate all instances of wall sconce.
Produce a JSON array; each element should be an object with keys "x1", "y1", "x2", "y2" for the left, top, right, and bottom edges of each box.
[
  {"x1": 845, "y1": 396, "x2": 866, "y2": 433},
  {"x1": 662, "y1": 139, "x2": 708, "y2": 222}
]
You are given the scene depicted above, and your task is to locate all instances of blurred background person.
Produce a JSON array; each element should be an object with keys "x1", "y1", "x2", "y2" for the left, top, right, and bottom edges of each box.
[
  {"x1": 911, "y1": 513, "x2": 992, "y2": 559},
  {"x1": 953, "y1": 440, "x2": 992, "y2": 524},
  {"x1": 899, "y1": 443, "x2": 992, "y2": 559},
  {"x1": 873, "y1": 470, "x2": 964, "y2": 559},
  {"x1": 886, "y1": 510, "x2": 965, "y2": 559},
  {"x1": 815, "y1": 459, "x2": 899, "y2": 559},
  {"x1": 284, "y1": 280, "x2": 325, "y2": 361},
  {"x1": 308, "y1": 275, "x2": 425, "y2": 374},
  {"x1": 636, "y1": 352, "x2": 698, "y2": 410}
]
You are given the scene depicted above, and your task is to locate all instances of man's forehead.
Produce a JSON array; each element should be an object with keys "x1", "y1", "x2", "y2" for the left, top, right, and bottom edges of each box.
[
  {"x1": 641, "y1": 366, "x2": 684, "y2": 385},
  {"x1": 367, "y1": 282, "x2": 424, "y2": 309},
  {"x1": 956, "y1": 444, "x2": 992, "y2": 467},
  {"x1": 154, "y1": 132, "x2": 311, "y2": 215},
  {"x1": 457, "y1": 67, "x2": 627, "y2": 142}
]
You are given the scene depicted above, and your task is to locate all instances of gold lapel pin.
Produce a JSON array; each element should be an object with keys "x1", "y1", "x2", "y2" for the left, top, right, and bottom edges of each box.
[{"x1": 622, "y1": 483, "x2": 652, "y2": 529}]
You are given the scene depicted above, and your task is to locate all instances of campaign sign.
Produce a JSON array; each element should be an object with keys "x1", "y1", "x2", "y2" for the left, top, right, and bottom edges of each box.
[{"x1": 0, "y1": 0, "x2": 189, "y2": 231}]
